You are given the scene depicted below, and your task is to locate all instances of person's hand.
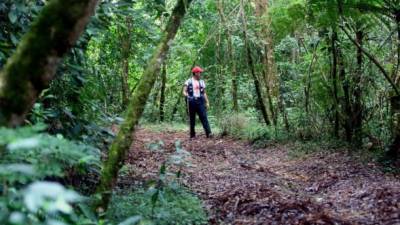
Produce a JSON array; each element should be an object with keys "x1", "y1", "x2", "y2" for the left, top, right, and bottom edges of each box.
[{"x1": 206, "y1": 102, "x2": 210, "y2": 109}]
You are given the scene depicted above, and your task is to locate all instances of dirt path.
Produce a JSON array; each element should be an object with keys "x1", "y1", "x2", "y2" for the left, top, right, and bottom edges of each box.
[{"x1": 122, "y1": 128, "x2": 400, "y2": 225}]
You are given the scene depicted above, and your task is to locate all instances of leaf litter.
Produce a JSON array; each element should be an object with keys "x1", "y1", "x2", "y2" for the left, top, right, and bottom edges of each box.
[{"x1": 121, "y1": 128, "x2": 400, "y2": 225}]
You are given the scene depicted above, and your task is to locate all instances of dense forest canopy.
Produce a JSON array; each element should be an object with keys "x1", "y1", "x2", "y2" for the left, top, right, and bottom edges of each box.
[{"x1": 0, "y1": 0, "x2": 399, "y2": 224}]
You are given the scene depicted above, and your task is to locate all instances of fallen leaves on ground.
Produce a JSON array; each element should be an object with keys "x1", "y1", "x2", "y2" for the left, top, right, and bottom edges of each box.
[{"x1": 120, "y1": 128, "x2": 400, "y2": 225}]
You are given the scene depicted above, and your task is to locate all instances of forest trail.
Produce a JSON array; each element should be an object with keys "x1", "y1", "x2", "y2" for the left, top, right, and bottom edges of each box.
[{"x1": 122, "y1": 128, "x2": 400, "y2": 225}]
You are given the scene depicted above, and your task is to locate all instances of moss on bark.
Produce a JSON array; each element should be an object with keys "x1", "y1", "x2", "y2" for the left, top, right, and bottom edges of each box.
[
  {"x1": 0, "y1": 0, "x2": 98, "y2": 127},
  {"x1": 95, "y1": 0, "x2": 193, "y2": 211}
]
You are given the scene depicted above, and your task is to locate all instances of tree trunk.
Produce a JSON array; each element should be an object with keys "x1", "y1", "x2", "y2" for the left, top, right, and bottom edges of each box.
[
  {"x1": 305, "y1": 41, "x2": 319, "y2": 115},
  {"x1": 217, "y1": 0, "x2": 239, "y2": 112},
  {"x1": 240, "y1": 0, "x2": 270, "y2": 125},
  {"x1": 263, "y1": 1, "x2": 278, "y2": 124},
  {"x1": 95, "y1": 0, "x2": 193, "y2": 211},
  {"x1": 254, "y1": 0, "x2": 277, "y2": 125},
  {"x1": 341, "y1": 24, "x2": 400, "y2": 163},
  {"x1": 159, "y1": 64, "x2": 167, "y2": 122},
  {"x1": 395, "y1": 11, "x2": 400, "y2": 83},
  {"x1": 389, "y1": 96, "x2": 400, "y2": 166},
  {"x1": 331, "y1": 31, "x2": 340, "y2": 138},
  {"x1": 0, "y1": 0, "x2": 98, "y2": 127},
  {"x1": 120, "y1": 17, "x2": 133, "y2": 109},
  {"x1": 353, "y1": 28, "x2": 363, "y2": 146},
  {"x1": 171, "y1": 94, "x2": 181, "y2": 121},
  {"x1": 151, "y1": 78, "x2": 160, "y2": 120},
  {"x1": 214, "y1": 22, "x2": 224, "y2": 117},
  {"x1": 338, "y1": 46, "x2": 352, "y2": 142},
  {"x1": 279, "y1": 93, "x2": 290, "y2": 132},
  {"x1": 341, "y1": 26, "x2": 400, "y2": 95}
]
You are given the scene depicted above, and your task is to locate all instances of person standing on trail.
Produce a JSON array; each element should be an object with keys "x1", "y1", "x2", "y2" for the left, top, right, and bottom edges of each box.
[{"x1": 183, "y1": 66, "x2": 212, "y2": 138}]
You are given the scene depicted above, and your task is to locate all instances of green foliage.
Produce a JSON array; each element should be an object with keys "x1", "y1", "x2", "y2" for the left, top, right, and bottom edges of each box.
[
  {"x1": 219, "y1": 113, "x2": 249, "y2": 137},
  {"x1": 108, "y1": 186, "x2": 207, "y2": 225},
  {"x1": 0, "y1": 0, "x2": 44, "y2": 66},
  {"x1": 2, "y1": 0, "x2": 400, "y2": 222},
  {"x1": 0, "y1": 124, "x2": 181, "y2": 225},
  {"x1": 107, "y1": 165, "x2": 207, "y2": 225},
  {"x1": 0, "y1": 124, "x2": 103, "y2": 225},
  {"x1": 108, "y1": 137, "x2": 207, "y2": 225},
  {"x1": 0, "y1": 181, "x2": 99, "y2": 225},
  {"x1": 270, "y1": 0, "x2": 307, "y2": 42},
  {"x1": 0, "y1": 124, "x2": 101, "y2": 184},
  {"x1": 219, "y1": 113, "x2": 272, "y2": 147}
]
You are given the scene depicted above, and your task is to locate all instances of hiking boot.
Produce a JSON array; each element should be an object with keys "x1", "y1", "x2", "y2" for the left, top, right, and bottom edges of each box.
[{"x1": 206, "y1": 133, "x2": 213, "y2": 138}]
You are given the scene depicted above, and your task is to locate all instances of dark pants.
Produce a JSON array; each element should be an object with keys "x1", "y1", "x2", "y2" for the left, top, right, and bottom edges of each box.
[{"x1": 188, "y1": 96, "x2": 211, "y2": 137}]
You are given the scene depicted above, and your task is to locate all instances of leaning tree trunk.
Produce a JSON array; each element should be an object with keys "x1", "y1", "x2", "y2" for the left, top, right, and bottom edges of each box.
[
  {"x1": 95, "y1": 0, "x2": 193, "y2": 211},
  {"x1": 240, "y1": 0, "x2": 270, "y2": 125},
  {"x1": 0, "y1": 0, "x2": 98, "y2": 127}
]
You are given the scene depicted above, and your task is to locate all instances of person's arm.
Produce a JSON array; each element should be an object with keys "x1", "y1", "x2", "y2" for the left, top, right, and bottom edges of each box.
[{"x1": 204, "y1": 90, "x2": 210, "y2": 109}]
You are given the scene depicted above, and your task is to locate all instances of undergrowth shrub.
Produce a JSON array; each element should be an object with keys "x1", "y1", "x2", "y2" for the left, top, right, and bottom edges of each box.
[
  {"x1": 0, "y1": 124, "x2": 102, "y2": 225},
  {"x1": 0, "y1": 181, "x2": 98, "y2": 225},
  {"x1": 108, "y1": 141, "x2": 207, "y2": 225},
  {"x1": 107, "y1": 185, "x2": 207, "y2": 225},
  {"x1": 219, "y1": 113, "x2": 249, "y2": 137},
  {"x1": 0, "y1": 124, "x2": 101, "y2": 184},
  {"x1": 295, "y1": 117, "x2": 316, "y2": 141},
  {"x1": 219, "y1": 113, "x2": 271, "y2": 147}
]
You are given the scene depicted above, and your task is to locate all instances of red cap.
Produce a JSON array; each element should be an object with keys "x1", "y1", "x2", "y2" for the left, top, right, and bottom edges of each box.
[{"x1": 192, "y1": 66, "x2": 204, "y2": 73}]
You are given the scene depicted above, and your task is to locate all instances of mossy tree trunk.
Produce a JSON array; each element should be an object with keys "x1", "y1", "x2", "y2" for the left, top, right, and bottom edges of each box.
[
  {"x1": 95, "y1": 0, "x2": 193, "y2": 211},
  {"x1": 0, "y1": 0, "x2": 98, "y2": 127}
]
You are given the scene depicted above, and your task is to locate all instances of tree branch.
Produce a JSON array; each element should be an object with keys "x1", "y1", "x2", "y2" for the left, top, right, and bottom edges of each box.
[{"x1": 340, "y1": 25, "x2": 400, "y2": 96}]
